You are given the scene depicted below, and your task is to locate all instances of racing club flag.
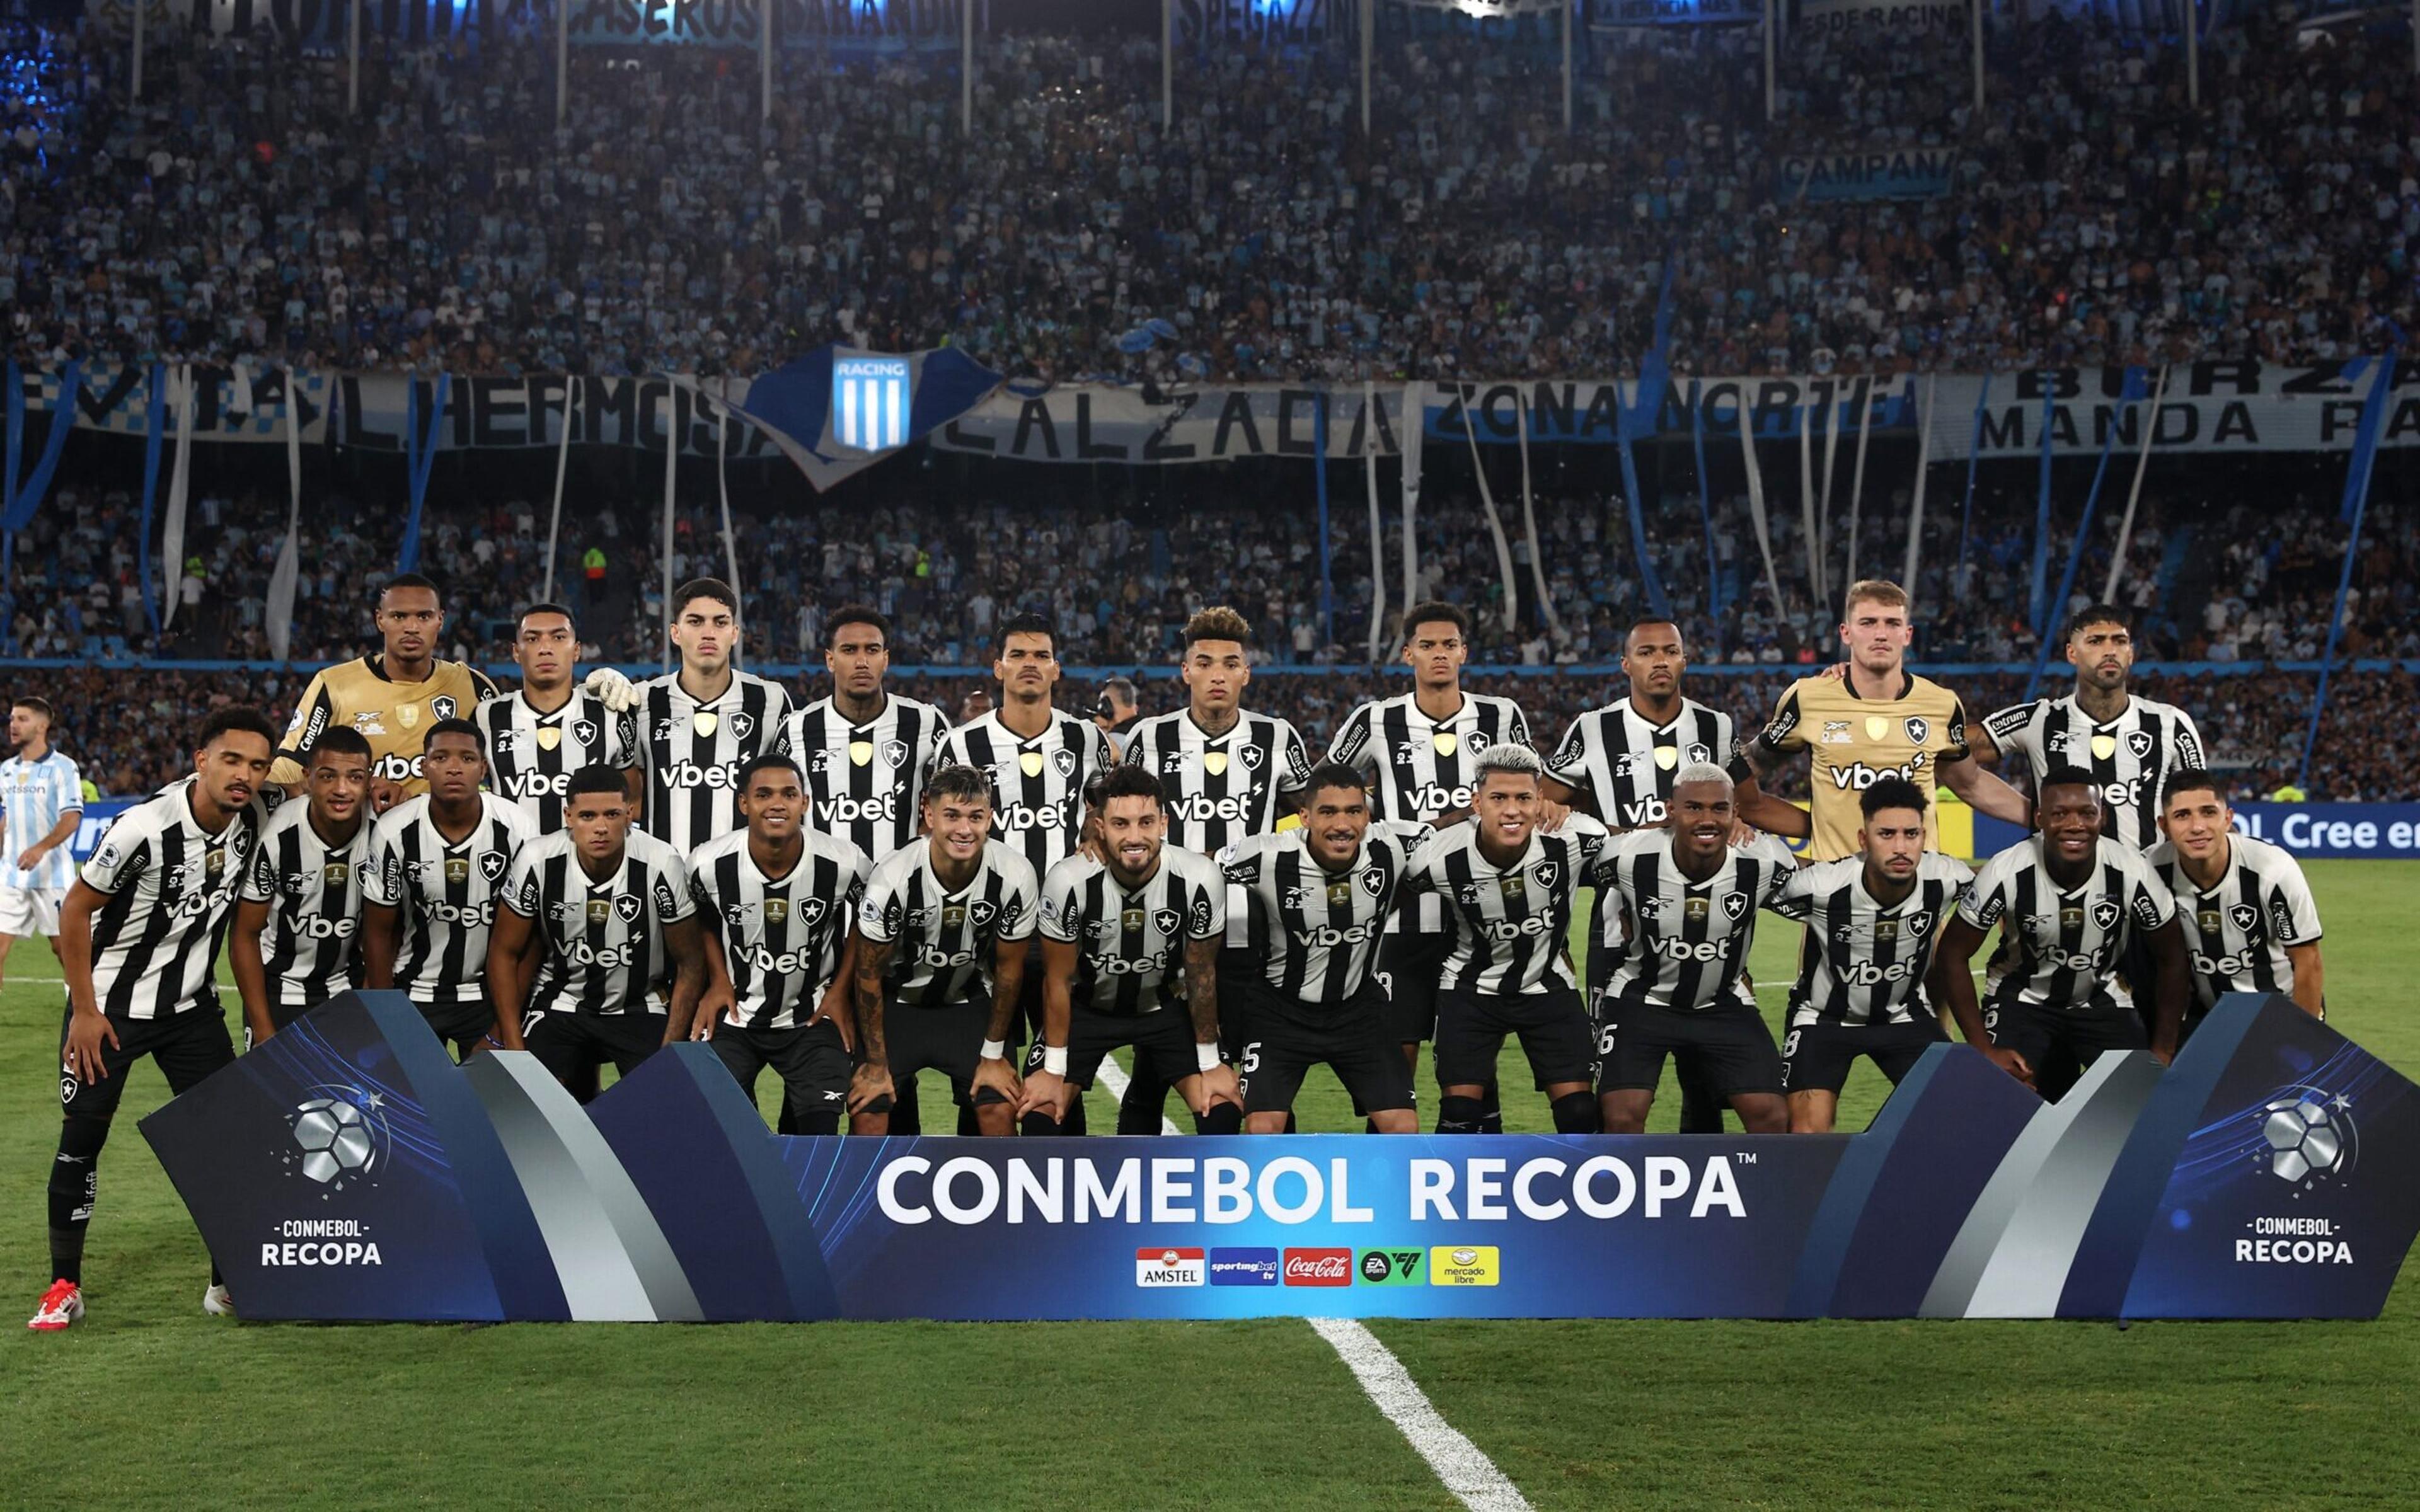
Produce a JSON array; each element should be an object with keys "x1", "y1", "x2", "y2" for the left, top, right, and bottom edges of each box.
[{"x1": 704, "y1": 344, "x2": 1001, "y2": 492}]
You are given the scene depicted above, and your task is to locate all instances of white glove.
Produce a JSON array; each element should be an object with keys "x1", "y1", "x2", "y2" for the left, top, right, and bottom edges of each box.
[{"x1": 582, "y1": 666, "x2": 638, "y2": 713}]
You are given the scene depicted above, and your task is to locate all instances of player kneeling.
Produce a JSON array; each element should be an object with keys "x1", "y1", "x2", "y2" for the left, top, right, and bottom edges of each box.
[
  {"x1": 1595, "y1": 765, "x2": 1799, "y2": 1135},
  {"x1": 1018, "y1": 767, "x2": 1243, "y2": 1135},
  {"x1": 488, "y1": 765, "x2": 705, "y2": 1098},
  {"x1": 1768, "y1": 777, "x2": 1973, "y2": 1133},
  {"x1": 1222, "y1": 763, "x2": 1428, "y2": 1132},
  {"x1": 688, "y1": 755, "x2": 869, "y2": 1134},
  {"x1": 850, "y1": 764, "x2": 1038, "y2": 1136},
  {"x1": 1406, "y1": 746, "x2": 1610, "y2": 1135}
]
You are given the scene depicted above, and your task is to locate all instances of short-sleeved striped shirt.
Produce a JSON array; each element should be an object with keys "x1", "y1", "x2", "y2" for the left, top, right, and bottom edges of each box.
[
  {"x1": 0, "y1": 749, "x2": 83, "y2": 891},
  {"x1": 78, "y1": 778, "x2": 267, "y2": 1020},
  {"x1": 361, "y1": 794, "x2": 534, "y2": 1006},
  {"x1": 689, "y1": 828, "x2": 870, "y2": 1031},
  {"x1": 238, "y1": 799, "x2": 375, "y2": 1009},
  {"x1": 858, "y1": 838, "x2": 1040, "y2": 1007},
  {"x1": 502, "y1": 830, "x2": 697, "y2": 1017}
]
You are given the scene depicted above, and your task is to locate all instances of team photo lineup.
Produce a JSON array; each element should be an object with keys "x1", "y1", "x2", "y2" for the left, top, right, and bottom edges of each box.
[{"x1": 8, "y1": 566, "x2": 2327, "y2": 1331}]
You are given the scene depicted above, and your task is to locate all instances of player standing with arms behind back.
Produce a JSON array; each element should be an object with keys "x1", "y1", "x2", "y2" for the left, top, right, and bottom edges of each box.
[
  {"x1": 2147, "y1": 769, "x2": 2325, "y2": 1033},
  {"x1": 0, "y1": 696, "x2": 83, "y2": 989},
  {"x1": 31, "y1": 707, "x2": 276, "y2": 1331},
  {"x1": 476, "y1": 602, "x2": 642, "y2": 830},
  {"x1": 231, "y1": 727, "x2": 375, "y2": 1046},
  {"x1": 1328, "y1": 602, "x2": 1531, "y2": 1129},
  {"x1": 632, "y1": 578, "x2": 794, "y2": 858}
]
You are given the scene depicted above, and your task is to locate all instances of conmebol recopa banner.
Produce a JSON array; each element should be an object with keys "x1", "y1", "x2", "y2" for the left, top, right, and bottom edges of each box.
[{"x1": 141, "y1": 992, "x2": 2420, "y2": 1321}]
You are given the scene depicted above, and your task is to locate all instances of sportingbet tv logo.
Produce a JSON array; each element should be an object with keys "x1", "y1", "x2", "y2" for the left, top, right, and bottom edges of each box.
[{"x1": 281, "y1": 1086, "x2": 393, "y2": 1191}]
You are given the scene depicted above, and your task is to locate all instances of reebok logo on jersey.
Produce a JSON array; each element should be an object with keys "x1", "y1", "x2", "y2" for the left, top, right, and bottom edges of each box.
[{"x1": 1135, "y1": 1247, "x2": 1205, "y2": 1287}]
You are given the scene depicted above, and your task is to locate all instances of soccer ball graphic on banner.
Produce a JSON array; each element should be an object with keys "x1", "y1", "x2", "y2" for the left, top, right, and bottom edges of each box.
[
  {"x1": 290, "y1": 1097, "x2": 377, "y2": 1185},
  {"x1": 2261, "y1": 1094, "x2": 2349, "y2": 1186}
]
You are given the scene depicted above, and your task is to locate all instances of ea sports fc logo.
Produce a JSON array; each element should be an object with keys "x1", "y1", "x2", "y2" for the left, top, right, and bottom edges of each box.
[
  {"x1": 2256, "y1": 1087, "x2": 2358, "y2": 1191},
  {"x1": 281, "y1": 1086, "x2": 393, "y2": 1191}
]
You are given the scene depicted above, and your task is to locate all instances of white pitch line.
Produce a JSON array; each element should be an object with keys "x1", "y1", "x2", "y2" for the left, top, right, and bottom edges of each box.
[
  {"x1": 1090, "y1": 1057, "x2": 1528, "y2": 1511},
  {"x1": 1310, "y1": 1316, "x2": 1535, "y2": 1512}
]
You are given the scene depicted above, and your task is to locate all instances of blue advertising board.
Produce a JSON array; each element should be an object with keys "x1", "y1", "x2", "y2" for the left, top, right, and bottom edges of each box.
[
  {"x1": 1972, "y1": 803, "x2": 2420, "y2": 861},
  {"x1": 139, "y1": 992, "x2": 2419, "y2": 1322}
]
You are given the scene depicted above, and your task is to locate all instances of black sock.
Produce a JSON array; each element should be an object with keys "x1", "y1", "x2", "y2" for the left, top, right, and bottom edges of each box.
[
  {"x1": 48, "y1": 1116, "x2": 107, "y2": 1283},
  {"x1": 1116, "y1": 1075, "x2": 1171, "y2": 1135},
  {"x1": 1437, "y1": 1095, "x2": 1486, "y2": 1135},
  {"x1": 1282, "y1": 1111, "x2": 1298, "y2": 1134},
  {"x1": 788, "y1": 1109, "x2": 841, "y2": 1137},
  {"x1": 209, "y1": 1263, "x2": 224, "y2": 1288},
  {"x1": 1550, "y1": 1092, "x2": 1601, "y2": 1134},
  {"x1": 1019, "y1": 1109, "x2": 1065, "y2": 1138},
  {"x1": 1195, "y1": 1103, "x2": 1243, "y2": 1136},
  {"x1": 1061, "y1": 1095, "x2": 1088, "y2": 1137},
  {"x1": 886, "y1": 1075, "x2": 924, "y2": 1137},
  {"x1": 1477, "y1": 1083, "x2": 1504, "y2": 1135},
  {"x1": 955, "y1": 1103, "x2": 980, "y2": 1136},
  {"x1": 1364, "y1": 1117, "x2": 1381, "y2": 1134}
]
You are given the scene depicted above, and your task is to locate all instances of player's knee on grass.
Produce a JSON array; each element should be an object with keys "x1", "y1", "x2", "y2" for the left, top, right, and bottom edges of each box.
[
  {"x1": 1550, "y1": 1091, "x2": 1600, "y2": 1134},
  {"x1": 1368, "y1": 1108, "x2": 1418, "y2": 1133},
  {"x1": 972, "y1": 1099, "x2": 1015, "y2": 1137},
  {"x1": 1731, "y1": 1092, "x2": 1787, "y2": 1135},
  {"x1": 1787, "y1": 1090, "x2": 1837, "y2": 1135},
  {"x1": 1245, "y1": 1111, "x2": 1291, "y2": 1135},
  {"x1": 1437, "y1": 1094, "x2": 1487, "y2": 1135}
]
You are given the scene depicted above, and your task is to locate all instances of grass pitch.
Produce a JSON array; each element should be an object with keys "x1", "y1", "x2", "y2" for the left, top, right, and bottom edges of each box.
[{"x1": 2, "y1": 862, "x2": 2415, "y2": 1508}]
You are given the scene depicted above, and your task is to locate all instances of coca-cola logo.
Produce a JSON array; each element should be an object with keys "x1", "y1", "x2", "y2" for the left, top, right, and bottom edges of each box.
[{"x1": 1281, "y1": 1248, "x2": 1353, "y2": 1286}]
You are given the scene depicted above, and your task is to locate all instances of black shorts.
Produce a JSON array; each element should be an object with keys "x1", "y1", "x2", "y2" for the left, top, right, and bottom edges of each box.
[
  {"x1": 1433, "y1": 984, "x2": 1595, "y2": 1091},
  {"x1": 57, "y1": 1002, "x2": 235, "y2": 1121},
  {"x1": 1780, "y1": 1017, "x2": 1947, "y2": 1096},
  {"x1": 1378, "y1": 925, "x2": 1455, "y2": 1044},
  {"x1": 884, "y1": 999, "x2": 1006, "y2": 1107},
  {"x1": 1235, "y1": 980, "x2": 1415, "y2": 1116},
  {"x1": 1023, "y1": 1004, "x2": 1219, "y2": 1091},
  {"x1": 420, "y1": 995, "x2": 499, "y2": 1058},
  {"x1": 524, "y1": 1009, "x2": 666, "y2": 1090},
  {"x1": 1599, "y1": 999, "x2": 1785, "y2": 1098},
  {"x1": 712, "y1": 1019, "x2": 852, "y2": 1118},
  {"x1": 1985, "y1": 998, "x2": 2145, "y2": 1075}
]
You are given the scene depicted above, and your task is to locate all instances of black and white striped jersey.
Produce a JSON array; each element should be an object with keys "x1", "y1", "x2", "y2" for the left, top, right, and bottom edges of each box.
[
  {"x1": 1219, "y1": 822, "x2": 1430, "y2": 1006},
  {"x1": 2145, "y1": 833, "x2": 2323, "y2": 1013},
  {"x1": 502, "y1": 830, "x2": 697, "y2": 1017},
  {"x1": 361, "y1": 794, "x2": 534, "y2": 1006},
  {"x1": 78, "y1": 779, "x2": 268, "y2": 1020},
  {"x1": 1958, "y1": 836, "x2": 2176, "y2": 1015},
  {"x1": 238, "y1": 801, "x2": 374, "y2": 1009},
  {"x1": 1327, "y1": 691, "x2": 1532, "y2": 822},
  {"x1": 1981, "y1": 694, "x2": 2205, "y2": 850},
  {"x1": 1122, "y1": 709, "x2": 1313, "y2": 854},
  {"x1": 858, "y1": 838, "x2": 1041, "y2": 1007},
  {"x1": 785, "y1": 692, "x2": 950, "y2": 862},
  {"x1": 934, "y1": 709, "x2": 1114, "y2": 882},
  {"x1": 475, "y1": 689, "x2": 638, "y2": 833},
  {"x1": 1771, "y1": 853, "x2": 1974, "y2": 1027},
  {"x1": 1038, "y1": 847, "x2": 1226, "y2": 1017},
  {"x1": 1406, "y1": 815, "x2": 1610, "y2": 997},
  {"x1": 1545, "y1": 697, "x2": 1735, "y2": 830},
  {"x1": 633, "y1": 670, "x2": 795, "y2": 856},
  {"x1": 689, "y1": 829, "x2": 870, "y2": 1031},
  {"x1": 1596, "y1": 830, "x2": 1799, "y2": 1013}
]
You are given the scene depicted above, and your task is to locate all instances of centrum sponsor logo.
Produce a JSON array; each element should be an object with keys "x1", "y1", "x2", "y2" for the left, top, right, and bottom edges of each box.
[
  {"x1": 1282, "y1": 1247, "x2": 1353, "y2": 1286},
  {"x1": 1357, "y1": 1248, "x2": 1425, "y2": 1286},
  {"x1": 1429, "y1": 1245, "x2": 1501, "y2": 1286},
  {"x1": 1207, "y1": 1247, "x2": 1279, "y2": 1286},
  {"x1": 1134, "y1": 1246, "x2": 1205, "y2": 1287}
]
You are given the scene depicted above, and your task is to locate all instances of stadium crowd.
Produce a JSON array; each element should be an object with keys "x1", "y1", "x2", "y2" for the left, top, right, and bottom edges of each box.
[{"x1": 6, "y1": 9, "x2": 2417, "y2": 381}]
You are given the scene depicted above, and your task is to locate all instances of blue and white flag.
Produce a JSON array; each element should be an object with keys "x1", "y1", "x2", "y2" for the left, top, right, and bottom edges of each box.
[{"x1": 707, "y1": 345, "x2": 1000, "y2": 492}]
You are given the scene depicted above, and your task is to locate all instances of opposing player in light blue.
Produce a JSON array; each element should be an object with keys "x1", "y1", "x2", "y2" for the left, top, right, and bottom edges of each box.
[{"x1": 0, "y1": 697, "x2": 83, "y2": 991}]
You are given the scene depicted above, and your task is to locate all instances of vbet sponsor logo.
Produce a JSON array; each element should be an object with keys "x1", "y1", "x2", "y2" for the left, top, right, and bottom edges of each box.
[{"x1": 1134, "y1": 1246, "x2": 1206, "y2": 1287}]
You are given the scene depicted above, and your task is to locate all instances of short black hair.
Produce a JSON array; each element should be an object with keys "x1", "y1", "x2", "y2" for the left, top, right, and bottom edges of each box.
[
  {"x1": 196, "y1": 706, "x2": 277, "y2": 752},
  {"x1": 1298, "y1": 760, "x2": 1369, "y2": 805},
  {"x1": 996, "y1": 612, "x2": 1056, "y2": 656},
  {"x1": 12, "y1": 695, "x2": 55, "y2": 724},
  {"x1": 1401, "y1": 601, "x2": 1471, "y2": 641},
  {"x1": 423, "y1": 718, "x2": 486, "y2": 757},
  {"x1": 566, "y1": 764, "x2": 629, "y2": 800},
  {"x1": 383, "y1": 573, "x2": 441, "y2": 602},
  {"x1": 735, "y1": 752, "x2": 804, "y2": 792},
  {"x1": 826, "y1": 605, "x2": 891, "y2": 650},
  {"x1": 924, "y1": 763, "x2": 993, "y2": 808},
  {"x1": 517, "y1": 602, "x2": 577, "y2": 631},
  {"x1": 1081, "y1": 770, "x2": 1111, "y2": 815},
  {"x1": 1626, "y1": 617, "x2": 1682, "y2": 641},
  {"x1": 308, "y1": 726, "x2": 374, "y2": 766},
  {"x1": 1859, "y1": 775, "x2": 1930, "y2": 820},
  {"x1": 2037, "y1": 765, "x2": 2102, "y2": 802},
  {"x1": 2158, "y1": 767, "x2": 2225, "y2": 810},
  {"x1": 2064, "y1": 603, "x2": 2131, "y2": 642},
  {"x1": 672, "y1": 577, "x2": 739, "y2": 620},
  {"x1": 1097, "y1": 764, "x2": 1165, "y2": 811}
]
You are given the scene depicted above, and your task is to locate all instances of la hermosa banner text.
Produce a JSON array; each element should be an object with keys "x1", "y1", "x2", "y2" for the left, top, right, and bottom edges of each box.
[{"x1": 25, "y1": 363, "x2": 2420, "y2": 462}]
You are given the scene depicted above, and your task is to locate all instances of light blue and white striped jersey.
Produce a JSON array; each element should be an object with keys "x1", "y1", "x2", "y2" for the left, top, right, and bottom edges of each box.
[{"x1": 0, "y1": 750, "x2": 83, "y2": 891}]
